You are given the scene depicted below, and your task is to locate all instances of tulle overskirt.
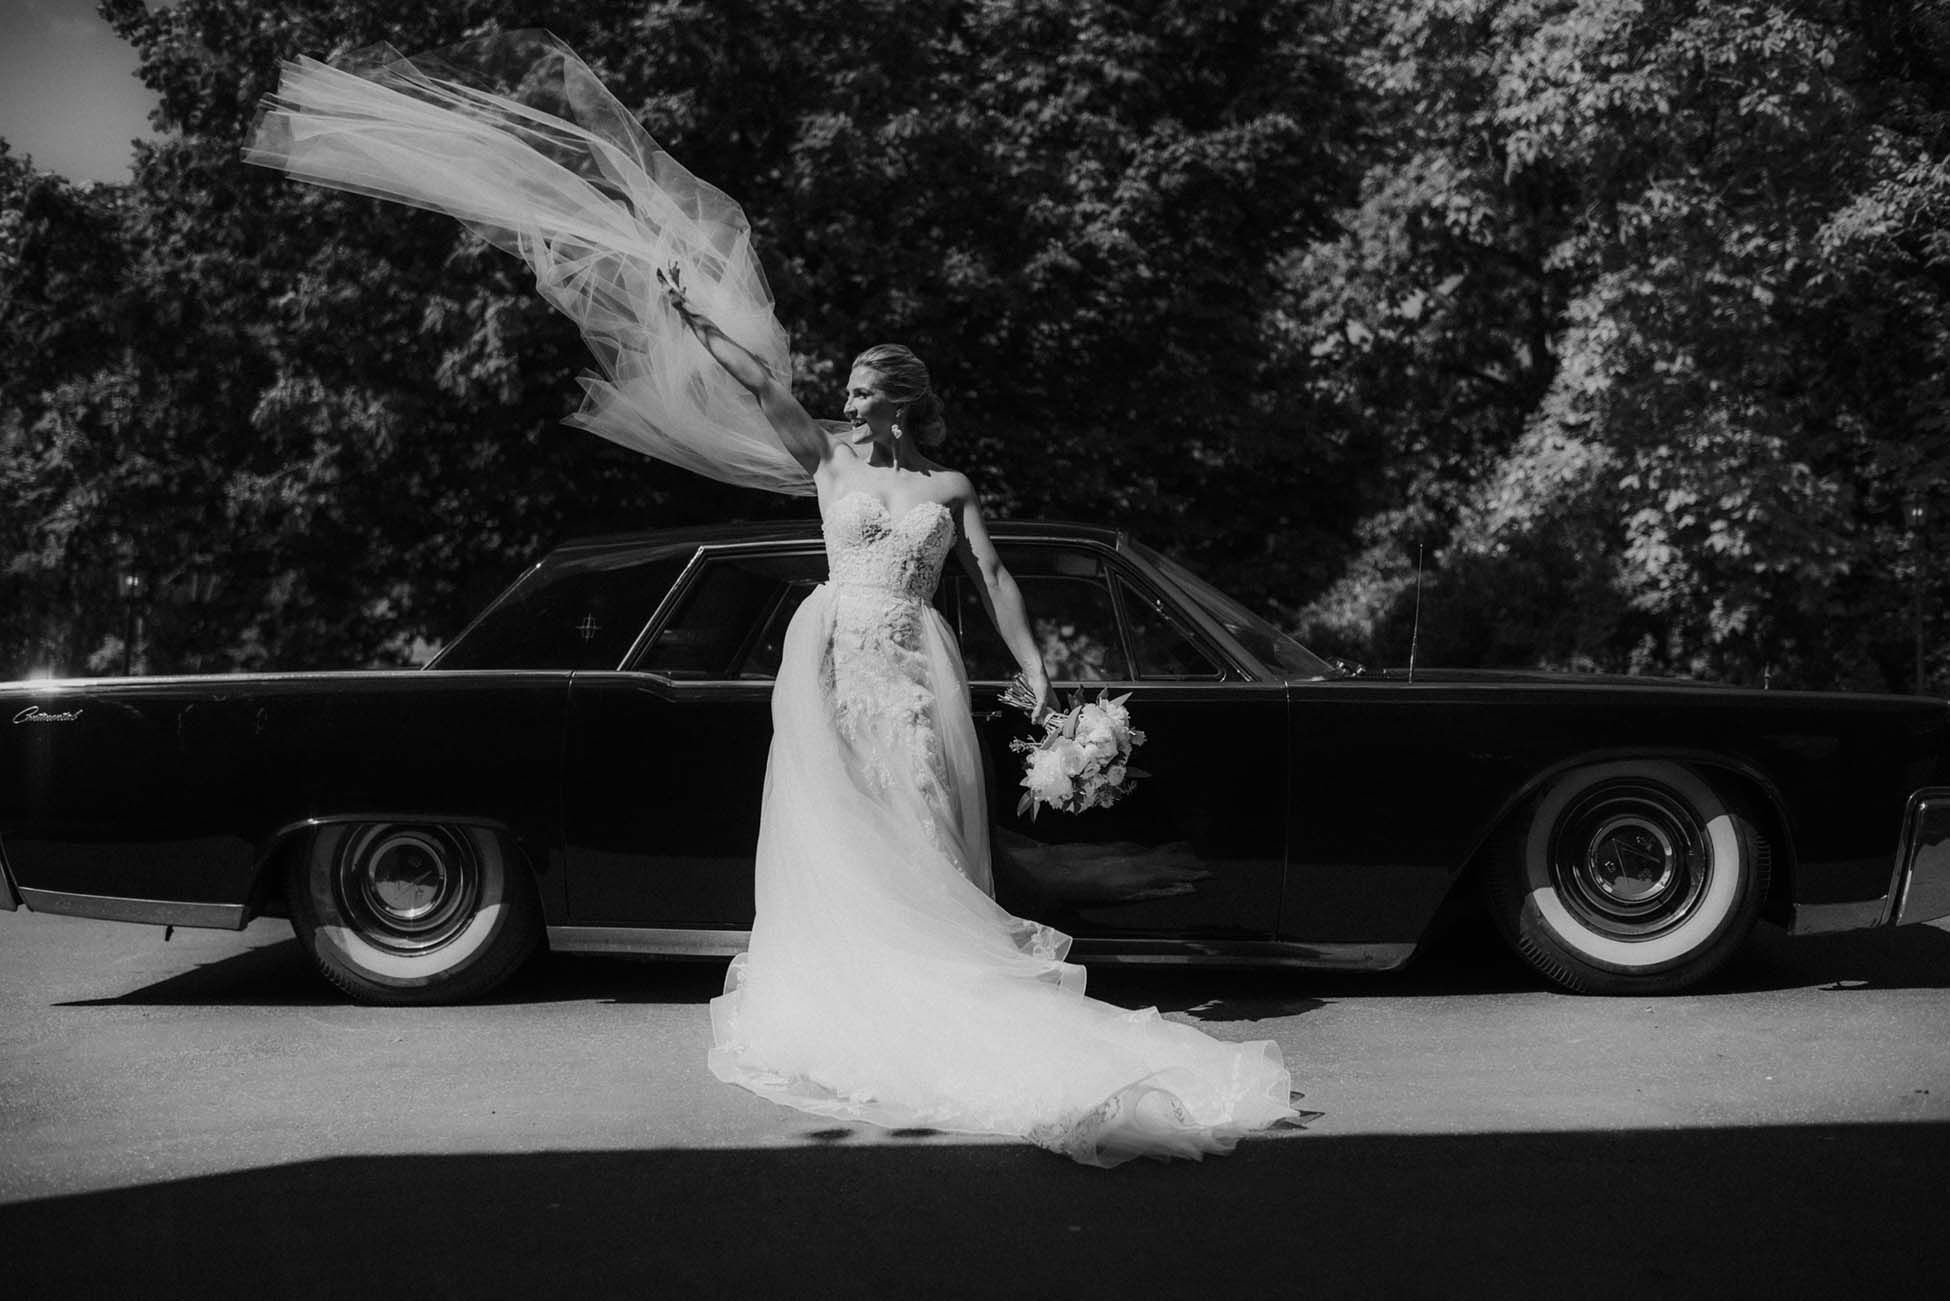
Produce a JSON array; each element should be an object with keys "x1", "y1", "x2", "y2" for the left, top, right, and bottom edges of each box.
[
  {"x1": 245, "y1": 31, "x2": 817, "y2": 495},
  {"x1": 708, "y1": 586, "x2": 1299, "y2": 1167},
  {"x1": 247, "y1": 32, "x2": 1299, "y2": 1166}
]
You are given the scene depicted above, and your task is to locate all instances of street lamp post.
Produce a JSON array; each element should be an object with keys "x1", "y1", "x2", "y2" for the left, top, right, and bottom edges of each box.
[{"x1": 1908, "y1": 497, "x2": 1929, "y2": 694}]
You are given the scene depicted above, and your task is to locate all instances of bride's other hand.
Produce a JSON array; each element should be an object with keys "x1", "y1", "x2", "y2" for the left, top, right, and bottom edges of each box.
[{"x1": 656, "y1": 261, "x2": 695, "y2": 320}]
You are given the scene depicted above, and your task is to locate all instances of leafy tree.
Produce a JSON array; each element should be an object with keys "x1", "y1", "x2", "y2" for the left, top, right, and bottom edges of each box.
[
  {"x1": 1, "y1": 0, "x2": 1362, "y2": 676},
  {"x1": 1291, "y1": 0, "x2": 1950, "y2": 691}
]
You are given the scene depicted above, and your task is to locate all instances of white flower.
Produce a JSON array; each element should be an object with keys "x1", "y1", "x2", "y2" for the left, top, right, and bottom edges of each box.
[
  {"x1": 1024, "y1": 747, "x2": 1074, "y2": 802},
  {"x1": 1075, "y1": 705, "x2": 1118, "y2": 757},
  {"x1": 1050, "y1": 736, "x2": 1090, "y2": 777},
  {"x1": 1013, "y1": 690, "x2": 1148, "y2": 817}
]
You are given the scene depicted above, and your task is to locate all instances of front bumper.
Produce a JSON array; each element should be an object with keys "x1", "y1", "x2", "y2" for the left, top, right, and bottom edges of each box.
[{"x1": 1890, "y1": 788, "x2": 1950, "y2": 927}]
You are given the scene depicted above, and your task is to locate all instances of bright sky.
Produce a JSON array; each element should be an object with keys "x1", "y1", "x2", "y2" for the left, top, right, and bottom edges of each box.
[{"x1": 0, "y1": 0, "x2": 163, "y2": 183}]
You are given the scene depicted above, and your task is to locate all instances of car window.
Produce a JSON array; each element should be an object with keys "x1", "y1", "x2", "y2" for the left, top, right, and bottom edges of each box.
[
  {"x1": 1129, "y1": 540, "x2": 1335, "y2": 679},
  {"x1": 634, "y1": 551, "x2": 825, "y2": 679},
  {"x1": 953, "y1": 548, "x2": 1131, "y2": 683},
  {"x1": 1118, "y1": 577, "x2": 1222, "y2": 679},
  {"x1": 741, "y1": 581, "x2": 820, "y2": 678},
  {"x1": 435, "y1": 553, "x2": 689, "y2": 671}
]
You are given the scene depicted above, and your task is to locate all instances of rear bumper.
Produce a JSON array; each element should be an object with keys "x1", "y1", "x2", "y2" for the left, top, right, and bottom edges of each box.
[{"x1": 1890, "y1": 788, "x2": 1950, "y2": 927}]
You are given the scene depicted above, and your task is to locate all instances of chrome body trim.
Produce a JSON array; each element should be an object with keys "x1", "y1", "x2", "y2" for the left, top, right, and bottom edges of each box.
[
  {"x1": 547, "y1": 925, "x2": 750, "y2": 957},
  {"x1": 1068, "y1": 938, "x2": 1417, "y2": 970},
  {"x1": 1891, "y1": 788, "x2": 1950, "y2": 927},
  {"x1": 1789, "y1": 899, "x2": 1890, "y2": 935},
  {"x1": 544, "y1": 926, "x2": 1417, "y2": 971},
  {"x1": 16, "y1": 888, "x2": 247, "y2": 930}
]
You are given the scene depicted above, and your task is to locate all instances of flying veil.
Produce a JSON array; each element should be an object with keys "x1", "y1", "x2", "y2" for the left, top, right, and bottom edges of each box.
[{"x1": 244, "y1": 30, "x2": 817, "y2": 495}]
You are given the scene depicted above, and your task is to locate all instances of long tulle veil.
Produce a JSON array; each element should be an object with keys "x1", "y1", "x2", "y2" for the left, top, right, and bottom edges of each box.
[{"x1": 244, "y1": 30, "x2": 819, "y2": 495}]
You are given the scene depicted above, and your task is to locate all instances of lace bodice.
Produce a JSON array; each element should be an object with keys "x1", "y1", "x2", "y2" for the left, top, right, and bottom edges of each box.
[{"x1": 823, "y1": 492, "x2": 956, "y2": 602}]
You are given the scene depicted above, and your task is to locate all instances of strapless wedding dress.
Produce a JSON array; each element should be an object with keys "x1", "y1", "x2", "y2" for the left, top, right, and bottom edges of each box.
[
  {"x1": 707, "y1": 492, "x2": 1297, "y2": 1166},
  {"x1": 245, "y1": 33, "x2": 1299, "y2": 1166}
]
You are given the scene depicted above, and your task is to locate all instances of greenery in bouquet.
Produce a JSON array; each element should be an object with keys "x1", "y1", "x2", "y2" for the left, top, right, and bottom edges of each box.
[{"x1": 1003, "y1": 676, "x2": 1148, "y2": 819}]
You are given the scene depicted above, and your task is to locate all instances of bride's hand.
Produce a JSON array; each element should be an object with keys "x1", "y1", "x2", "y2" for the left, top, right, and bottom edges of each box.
[
  {"x1": 1032, "y1": 680, "x2": 1058, "y2": 725},
  {"x1": 656, "y1": 261, "x2": 695, "y2": 321},
  {"x1": 1003, "y1": 672, "x2": 1058, "y2": 724}
]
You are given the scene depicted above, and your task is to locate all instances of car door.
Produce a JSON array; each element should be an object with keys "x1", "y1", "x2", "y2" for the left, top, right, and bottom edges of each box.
[
  {"x1": 560, "y1": 543, "x2": 824, "y2": 930},
  {"x1": 950, "y1": 541, "x2": 1290, "y2": 948}
]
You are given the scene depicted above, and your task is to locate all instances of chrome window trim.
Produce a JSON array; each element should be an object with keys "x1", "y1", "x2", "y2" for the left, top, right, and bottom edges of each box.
[
  {"x1": 424, "y1": 557, "x2": 548, "y2": 669},
  {"x1": 614, "y1": 534, "x2": 1268, "y2": 688},
  {"x1": 1106, "y1": 568, "x2": 1228, "y2": 684},
  {"x1": 1011, "y1": 536, "x2": 1266, "y2": 681},
  {"x1": 618, "y1": 544, "x2": 710, "y2": 671},
  {"x1": 622, "y1": 541, "x2": 827, "y2": 675}
]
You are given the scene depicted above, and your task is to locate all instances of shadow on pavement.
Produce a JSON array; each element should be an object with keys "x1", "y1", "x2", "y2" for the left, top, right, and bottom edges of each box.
[
  {"x1": 1732, "y1": 921, "x2": 1950, "y2": 993},
  {"x1": 55, "y1": 917, "x2": 1950, "y2": 1012},
  {"x1": 4, "y1": 1122, "x2": 1945, "y2": 1298},
  {"x1": 54, "y1": 937, "x2": 337, "y2": 1009}
]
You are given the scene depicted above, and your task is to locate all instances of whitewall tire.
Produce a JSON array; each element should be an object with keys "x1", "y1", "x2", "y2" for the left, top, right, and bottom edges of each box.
[
  {"x1": 1487, "y1": 761, "x2": 1770, "y2": 995},
  {"x1": 288, "y1": 821, "x2": 541, "y2": 1005}
]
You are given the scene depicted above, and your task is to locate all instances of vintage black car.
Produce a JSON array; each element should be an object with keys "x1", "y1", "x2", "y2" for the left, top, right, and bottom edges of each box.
[{"x1": 4, "y1": 518, "x2": 1948, "y2": 1004}]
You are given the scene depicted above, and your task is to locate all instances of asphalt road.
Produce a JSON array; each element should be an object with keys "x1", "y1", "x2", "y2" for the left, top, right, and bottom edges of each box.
[{"x1": 3, "y1": 908, "x2": 1949, "y2": 1298}]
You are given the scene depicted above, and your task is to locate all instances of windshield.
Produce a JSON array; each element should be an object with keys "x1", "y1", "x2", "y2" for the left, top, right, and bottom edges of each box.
[{"x1": 1132, "y1": 543, "x2": 1337, "y2": 680}]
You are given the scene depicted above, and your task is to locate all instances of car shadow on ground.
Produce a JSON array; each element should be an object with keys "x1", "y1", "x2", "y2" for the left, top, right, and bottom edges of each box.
[
  {"x1": 58, "y1": 918, "x2": 1950, "y2": 1010},
  {"x1": 55, "y1": 935, "x2": 340, "y2": 1009},
  {"x1": 5, "y1": 1121, "x2": 1946, "y2": 1299},
  {"x1": 1727, "y1": 920, "x2": 1950, "y2": 993}
]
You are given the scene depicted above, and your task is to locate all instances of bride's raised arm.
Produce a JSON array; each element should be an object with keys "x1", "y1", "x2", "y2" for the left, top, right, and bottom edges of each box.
[
  {"x1": 660, "y1": 265, "x2": 831, "y2": 478},
  {"x1": 950, "y1": 479, "x2": 1053, "y2": 714}
]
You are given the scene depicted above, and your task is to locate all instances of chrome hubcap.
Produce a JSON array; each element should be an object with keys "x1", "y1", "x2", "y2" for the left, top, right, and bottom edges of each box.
[
  {"x1": 1582, "y1": 815, "x2": 1679, "y2": 905},
  {"x1": 1549, "y1": 781, "x2": 1708, "y2": 938},
  {"x1": 334, "y1": 824, "x2": 480, "y2": 953}
]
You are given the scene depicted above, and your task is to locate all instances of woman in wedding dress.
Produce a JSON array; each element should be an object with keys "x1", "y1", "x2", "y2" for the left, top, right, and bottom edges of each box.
[{"x1": 246, "y1": 30, "x2": 1299, "y2": 1166}]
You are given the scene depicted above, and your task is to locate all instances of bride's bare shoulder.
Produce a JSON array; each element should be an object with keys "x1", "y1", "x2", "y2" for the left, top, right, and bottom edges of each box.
[{"x1": 926, "y1": 467, "x2": 979, "y2": 512}]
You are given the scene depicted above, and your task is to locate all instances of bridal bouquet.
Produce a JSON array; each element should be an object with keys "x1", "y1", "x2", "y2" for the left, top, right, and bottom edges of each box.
[{"x1": 1002, "y1": 676, "x2": 1148, "y2": 818}]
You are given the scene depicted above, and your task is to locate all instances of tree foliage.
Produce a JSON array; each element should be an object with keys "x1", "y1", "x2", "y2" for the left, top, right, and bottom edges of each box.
[
  {"x1": 1290, "y1": 0, "x2": 1950, "y2": 690},
  {"x1": 2, "y1": 0, "x2": 1358, "y2": 674},
  {"x1": 5, "y1": 1, "x2": 1948, "y2": 691}
]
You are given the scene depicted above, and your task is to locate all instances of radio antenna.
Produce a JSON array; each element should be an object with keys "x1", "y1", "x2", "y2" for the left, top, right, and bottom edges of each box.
[{"x1": 1408, "y1": 544, "x2": 1424, "y2": 684}]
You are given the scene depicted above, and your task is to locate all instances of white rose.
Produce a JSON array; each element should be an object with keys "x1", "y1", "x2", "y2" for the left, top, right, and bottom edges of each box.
[
  {"x1": 1050, "y1": 737, "x2": 1090, "y2": 777},
  {"x1": 1025, "y1": 747, "x2": 1074, "y2": 802}
]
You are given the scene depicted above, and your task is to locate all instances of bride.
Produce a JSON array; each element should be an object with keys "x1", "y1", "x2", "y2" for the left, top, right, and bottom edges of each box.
[{"x1": 247, "y1": 30, "x2": 1299, "y2": 1166}]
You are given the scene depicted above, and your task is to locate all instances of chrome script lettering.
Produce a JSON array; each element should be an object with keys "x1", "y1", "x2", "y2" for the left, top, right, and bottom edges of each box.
[{"x1": 12, "y1": 706, "x2": 83, "y2": 725}]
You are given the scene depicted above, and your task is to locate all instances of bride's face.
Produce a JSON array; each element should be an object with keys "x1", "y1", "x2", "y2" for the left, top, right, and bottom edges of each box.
[{"x1": 843, "y1": 367, "x2": 900, "y2": 438}]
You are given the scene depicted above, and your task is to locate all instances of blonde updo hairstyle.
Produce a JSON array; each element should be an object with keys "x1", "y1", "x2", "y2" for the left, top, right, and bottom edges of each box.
[{"x1": 853, "y1": 344, "x2": 946, "y2": 446}]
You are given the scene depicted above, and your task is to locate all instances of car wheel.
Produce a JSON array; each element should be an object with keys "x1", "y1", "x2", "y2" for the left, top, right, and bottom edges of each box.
[
  {"x1": 1486, "y1": 760, "x2": 1770, "y2": 995},
  {"x1": 288, "y1": 821, "x2": 541, "y2": 1005}
]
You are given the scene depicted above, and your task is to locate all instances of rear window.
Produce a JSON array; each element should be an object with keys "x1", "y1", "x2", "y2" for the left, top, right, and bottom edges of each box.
[{"x1": 434, "y1": 552, "x2": 691, "y2": 670}]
